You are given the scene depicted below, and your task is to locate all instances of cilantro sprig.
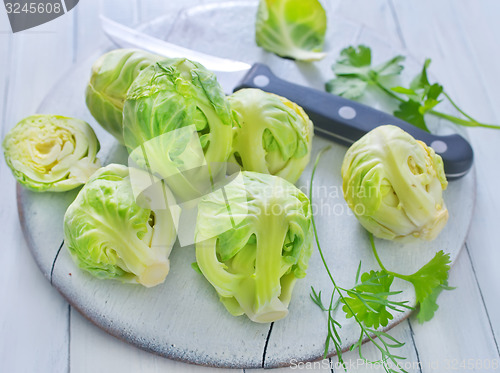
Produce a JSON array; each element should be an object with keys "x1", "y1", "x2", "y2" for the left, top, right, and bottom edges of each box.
[
  {"x1": 309, "y1": 148, "x2": 454, "y2": 373},
  {"x1": 368, "y1": 234, "x2": 454, "y2": 322},
  {"x1": 326, "y1": 45, "x2": 500, "y2": 131}
]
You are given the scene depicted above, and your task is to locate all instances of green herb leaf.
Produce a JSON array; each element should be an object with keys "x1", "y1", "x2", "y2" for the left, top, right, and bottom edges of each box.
[
  {"x1": 391, "y1": 59, "x2": 444, "y2": 132},
  {"x1": 410, "y1": 58, "x2": 432, "y2": 90},
  {"x1": 417, "y1": 281, "x2": 454, "y2": 323},
  {"x1": 370, "y1": 233, "x2": 453, "y2": 323},
  {"x1": 341, "y1": 270, "x2": 395, "y2": 329},
  {"x1": 336, "y1": 45, "x2": 372, "y2": 68},
  {"x1": 325, "y1": 77, "x2": 368, "y2": 99},
  {"x1": 310, "y1": 286, "x2": 328, "y2": 311},
  {"x1": 325, "y1": 45, "x2": 404, "y2": 99},
  {"x1": 373, "y1": 55, "x2": 406, "y2": 78},
  {"x1": 394, "y1": 100, "x2": 428, "y2": 131},
  {"x1": 403, "y1": 250, "x2": 451, "y2": 304}
]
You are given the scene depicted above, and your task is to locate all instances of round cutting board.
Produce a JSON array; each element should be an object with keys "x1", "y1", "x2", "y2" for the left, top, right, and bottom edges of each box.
[{"x1": 18, "y1": 2, "x2": 475, "y2": 369}]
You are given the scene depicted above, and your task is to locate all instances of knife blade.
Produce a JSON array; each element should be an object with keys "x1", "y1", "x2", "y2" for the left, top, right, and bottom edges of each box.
[{"x1": 101, "y1": 16, "x2": 473, "y2": 180}]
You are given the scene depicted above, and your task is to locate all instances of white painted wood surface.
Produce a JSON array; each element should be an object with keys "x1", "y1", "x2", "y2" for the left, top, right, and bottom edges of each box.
[{"x1": 1, "y1": 1, "x2": 499, "y2": 372}]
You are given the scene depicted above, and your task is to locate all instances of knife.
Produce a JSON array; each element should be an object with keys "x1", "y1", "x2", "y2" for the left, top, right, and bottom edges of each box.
[{"x1": 101, "y1": 16, "x2": 473, "y2": 180}]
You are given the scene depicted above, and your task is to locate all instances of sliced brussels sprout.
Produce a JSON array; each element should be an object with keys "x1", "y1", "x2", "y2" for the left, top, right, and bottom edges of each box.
[
  {"x1": 123, "y1": 58, "x2": 233, "y2": 202},
  {"x1": 64, "y1": 164, "x2": 179, "y2": 287},
  {"x1": 228, "y1": 88, "x2": 313, "y2": 183},
  {"x1": 195, "y1": 171, "x2": 313, "y2": 323},
  {"x1": 2, "y1": 114, "x2": 101, "y2": 192},
  {"x1": 255, "y1": 0, "x2": 327, "y2": 61},
  {"x1": 85, "y1": 49, "x2": 161, "y2": 143},
  {"x1": 341, "y1": 125, "x2": 449, "y2": 241}
]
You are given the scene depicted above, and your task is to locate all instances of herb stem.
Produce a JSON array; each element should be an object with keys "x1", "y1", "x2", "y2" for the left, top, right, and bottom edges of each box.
[
  {"x1": 429, "y1": 109, "x2": 500, "y2": 129},
  {"x1": 369, "y1": 233, "x2": 387, "y2": 272},
  {"x1": 369, "y1": 233, "x2": 414, "y2": 283},
  {"x1": 374, "y1": 73, "x2": 500, "y2": 130},
  {"x1": 442, "y1": 91, "x2": 476, "y2": 122},
  {"x1": 310, "y1": 147, "x2": 338, "y2": 290},
  {"x1": 373, "y1": 81, "x2": 405, "y2": 102}
]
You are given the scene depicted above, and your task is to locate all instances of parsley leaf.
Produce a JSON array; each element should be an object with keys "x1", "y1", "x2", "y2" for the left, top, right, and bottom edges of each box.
[
  {"x1": 341, "y1": 270, "x2": 396, "y2": 329},
  {"x1": 325, "y1": 45, "x2": 405, "y2": 99},
  {"x1": 417, "y1": 281, "x2": 454, "y2": 323},
  {"x1": 394, "y1": 100, "x2": 428, "y2": 131},
  {"x1": 392, "y1": 59, "x2": 444, "y2": 131},
  {"x1": 401, "y1": 250, "x2": 451, "y2": 303},
  {"x1": 325, "y1": 77, "x2": 367, "y2": 99},
  {"x1": 339, "y1": 45, "x2": 372, "y2": 67}
]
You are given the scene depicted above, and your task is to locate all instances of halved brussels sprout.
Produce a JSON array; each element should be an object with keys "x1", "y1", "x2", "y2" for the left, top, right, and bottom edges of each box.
[
  {"x1": 85, "y1": 49, "x2": 161, "y2": 143},
  {"x1": 255, "y1": 0, "x2": 327, "y2": 61},
  {"x1": 228, "y1": 88, "x2": 313, "y2": 184},
  {"x1": 2, "y1": 114, "x2": 100, "y2": 192},
  {"x1": 341, "y1": 125, "x2": 449, "y2": 241},
  {"x1": 195, "y1": 171, "x2": 313, "y2": 323},
  {"x1": 123, "y1": 58, "x2": 233, "y2": 202},
  {"x1": 64, "y1": 164, "x2": 178, "y2": 287}
]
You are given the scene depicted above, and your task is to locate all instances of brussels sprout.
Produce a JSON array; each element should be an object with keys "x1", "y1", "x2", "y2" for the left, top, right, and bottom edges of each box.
[
  {"x1": 64, "y1": 164, "x2": 178, "y2": 287},
  {"x1": 2, "y1": 114, "x2": 100, "y2": 192},
  {"x1": 86, "y1": 49, "x2": 161, "y2": 143},
  {"x1": 123, "y1": 58, "x2": 233, "y2": 202},
  {"x1": 255, "y1": 0, "x2": 327, "y2": 61},
  {"x1": 228, "y1": 88, "x2": 313, "y2": 184},
  {"x1": 341, "y1": 125, "x2": 449, "y2": 241},
  {"x1": 195, "y1": 171, "x2": 313, "y2": 323}
]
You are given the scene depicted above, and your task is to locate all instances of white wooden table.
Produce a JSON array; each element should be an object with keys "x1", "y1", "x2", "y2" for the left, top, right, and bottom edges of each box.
[{"x1": 1, "y1": 1, "x2": 499, "y2": 372}]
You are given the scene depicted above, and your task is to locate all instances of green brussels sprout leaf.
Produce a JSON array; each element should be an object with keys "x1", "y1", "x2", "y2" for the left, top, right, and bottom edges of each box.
[
  {"x1": 256, "y1": 0, "x2": 327, "y2": 61},
  {"x1": 228, "y1": 88, "x2": 313, "y2": 184},
  {"x1": 341, "y1": 125, "x2": 448, "y2": 241},
  {"x1": 86, "y1": 49, "x2": 161, "y2": 143},
  {"x1": 2, "y1": 114, "x2": 101, "y2": 192},
  {"x1": 64, "y1": 164, "x2": 179, "y2": 287},
  {"x1": 195, "y1": 171, "x2": 313, "y2": 323}
]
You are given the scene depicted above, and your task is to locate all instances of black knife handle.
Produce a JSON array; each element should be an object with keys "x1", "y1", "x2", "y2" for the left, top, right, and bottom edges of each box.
[{"x1": 234, "y1": 63, "x2": 473, "y2": 180}]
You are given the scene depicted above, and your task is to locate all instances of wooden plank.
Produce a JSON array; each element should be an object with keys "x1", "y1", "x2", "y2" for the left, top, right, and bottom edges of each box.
[
  {"x1": 73, "y1": 0, "x2": 106, "y2": 62},
  {"x1": 70, "y1": 308, "x2": 242, "y2": 373},
  {"x1": 442, "y1": 0, "x2": 500, "y2": 351},
  {"x1": 334, "y1": 0, "x2": 402, "y2": 47},
  {"x1": 388, "y1": 0, "x2": 500, "y2": 369},
  {"x1": 409, "y1": 249, "x2": 499, "y2": 371},
  {"x1": 0, "y1": 11, "x2": 10, "y2": 140},
  {"x1": 99, "y1": 0, "x2": 141, "y2": 26},
  {"x1": 6, "y1": 15, "x2": 79, "y2": 125},
  {"x1": 0, "y1": 10, "x2": 76, "y2": 373},
  {"x1": 138, "y1": 0, "x2": 201, "y2": 24}
]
